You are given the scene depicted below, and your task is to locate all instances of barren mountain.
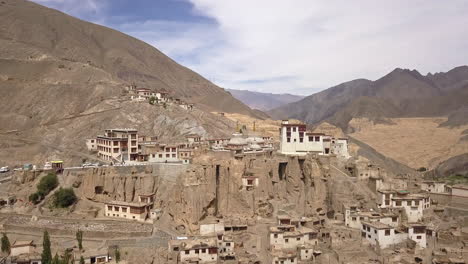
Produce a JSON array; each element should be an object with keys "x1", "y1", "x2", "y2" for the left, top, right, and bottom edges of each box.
[
  {"x1": 0, "y1": 0, "x2": 262, "y2": 165},
  {"x1": 269, "y1": 66, "x2": 468, "y2": 130},
  {"x1": 226, "y1": 89, "x2": 304, "y2": 111}
]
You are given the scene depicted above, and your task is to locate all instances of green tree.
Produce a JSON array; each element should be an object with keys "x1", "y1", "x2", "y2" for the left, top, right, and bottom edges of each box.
[
  {"x1": 42, "y1": 230, "x2": 52, "y2": 264},
  {"x1": 29, "y1": 192, "x2": 41, "y2": 204},
  {"x1": 53, "y1": 188, "x2": 77, "y2": 208},
  {"x1": 79, "y1": 256, "x2": 85, "y2": 264},
  {"x1": 1, "y1": 233, "x2": 10, "y2": 254},
  {"x1": 76, "y1": 230, "x2": 83, "y2": 250},
  {"x1": 115, "y1": 247, "x2": 121, "y2": 263},
  {"x1": 37, "y1": 173, "x2": 58, "y2": 196},
  {"x1": 149, "y1": 96, "x2": 157, "y2": 105}
]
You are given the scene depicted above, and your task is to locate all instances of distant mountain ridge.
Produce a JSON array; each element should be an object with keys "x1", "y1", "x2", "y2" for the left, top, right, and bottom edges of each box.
[
  {"x1": 226, "y1": 89, "x2": 304, "y2": 111},
  {"x1": 268, "y1": 66, "x2": 468, "y2": 130}
]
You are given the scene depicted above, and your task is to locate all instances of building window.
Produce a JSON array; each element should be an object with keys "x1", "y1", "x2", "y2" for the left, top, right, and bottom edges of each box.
[
  {"x1": 385, "y1": 230, "x2": 390, "y2": 236},
  {"x1": 392, "y1": 217, "x2": 397, "y2": 222},
  {"x1": 159, "y1": 154, "x2": 163, "y2": 158},
  {"x1": 292, "y1": 127, "x2": 296, "y2": 132},
  {"x1": 107, "y1": 206, "x2": 112, "y2": 211},
  {"x1": 285, "y1": 239, "x2": 289, "y2": 243},
  {"x1": 414, "y1": 201, "x2": 419, "y2": 206},
  {"x1": 352, "y1": 217, "x2": 356, "y2": 221},
  {"x1": 185, "y1": 250, "x2": 189, "y2": 255},
  {"x1": 122, "y1": 207, "x2": 127, "y2": 213},
  {"x1": 166, "y1": 154, "x2": 170, "y2": 158},
  {"x1": 416, "y1": 236, "x2": 421, "y2": 239},
  {"x1": 296, "y1": 237, "x2": 300, "y2": 241},
  {"x1": 395, "y1": 201, "x2": 402, "y2": 206},
  {"x1": 201, "y1": 249, "x2": 206, "y2": 253},
  {"x1": 299, "y1": 138, "x2": 303, "y2": 143},
  {"x1": 274, "y1": 234, "x2": 278, "y2": 238},
  {"x1": 315, "y1": 136, "x2": 320, "y2": 141},
  {"x1": 226, "y1": 243, "x2": 230, "y2": 246},
  {"x1": 172, "y1": 154, "x2": 176, "y2": 158},
  {"x1": 195, "y1": 249, "x2": 199, "y2": 254},
  {"x1": 287, "y1": 138, "x2": 291, "y2": 143}
]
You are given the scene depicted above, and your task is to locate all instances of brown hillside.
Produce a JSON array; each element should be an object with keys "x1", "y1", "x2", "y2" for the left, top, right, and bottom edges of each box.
[
  {"x1": 0, "y1": 0, "x2": 263, "y2": 165},
  {"x1": 269, "y1": 66, "x2": 468, "y2": 129}
]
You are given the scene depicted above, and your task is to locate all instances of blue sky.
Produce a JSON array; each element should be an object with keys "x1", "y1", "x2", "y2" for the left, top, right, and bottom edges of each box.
[{"x1": 32, "y1": 0, "x2": 468, "y2": 95}]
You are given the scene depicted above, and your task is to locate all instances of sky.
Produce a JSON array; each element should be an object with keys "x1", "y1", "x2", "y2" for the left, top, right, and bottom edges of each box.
[{"x1": 32, "y1": 0, "x2": 468, "y2": 95}]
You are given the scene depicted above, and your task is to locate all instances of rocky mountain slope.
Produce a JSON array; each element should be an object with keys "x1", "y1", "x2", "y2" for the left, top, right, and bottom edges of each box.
[
  {"x1": 0, "y1": 0, "x2": 262, "y2": 165},
  {"x1": 226, "y1": 89, "x2": 304, "y2": 111},
  {"x1": 269, "y1": 66, "x2": 468, "y2": 130}
]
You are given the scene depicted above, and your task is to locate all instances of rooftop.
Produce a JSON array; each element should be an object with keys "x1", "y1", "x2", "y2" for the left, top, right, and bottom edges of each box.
[
  {"x1": 12, "y1": 240, "x2": 34, "y2": 247},
  {"x1": 362, "y1": 221, "x2": 392, "y2": 230},
  {"x1": 105, "y1": 201, "x2": 150, "y2": 207}
]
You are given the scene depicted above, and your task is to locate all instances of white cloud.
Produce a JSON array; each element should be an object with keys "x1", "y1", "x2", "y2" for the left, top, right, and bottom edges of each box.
[
  {"x1": 174, "y1": 0, "x2": 468, "y2": 95},
  {"x1": 30, "y1": 0, "x2": 468, "y2": 95}
]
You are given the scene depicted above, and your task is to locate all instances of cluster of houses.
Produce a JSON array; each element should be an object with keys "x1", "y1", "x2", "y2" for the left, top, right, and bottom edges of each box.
[
  {"x1": 279, "y1": 120, "x2": 350, "y2": 159},
  {"x1": 209, "y1": 133, "x2": 274, "y2": 155},
  {"x1": 7, "y1": 240, "x2": 109, "y2": 264},
  {"x1": 86, "y1": 129, "x2": 201, "y2": 164},
  {"x1": 420, "y1": 181, "x2": 468, "y2": 198},
  {"x1": 269, "y1": 214, "x2": 326, "y2": 264},
  {"x1": 86, "y1": 128, "x2": 279, "y2": 165},
  {"x1": 167, "y1": 216, "x2": 249, "y2": 263},
  {"x1": 127, "y1": 85, "x2": 194, "y2": 110}
]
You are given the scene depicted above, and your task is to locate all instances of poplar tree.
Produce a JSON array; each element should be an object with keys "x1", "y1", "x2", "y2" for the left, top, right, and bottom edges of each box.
[
  {"x1": 41, "y1": 230, "x2": 52, "y2": 264},
  {"x1": 1, "y1": 233, "x2": 10, "y2": 254}
]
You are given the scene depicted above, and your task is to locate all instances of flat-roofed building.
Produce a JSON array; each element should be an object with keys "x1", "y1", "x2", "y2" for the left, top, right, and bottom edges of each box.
[
  {"x1": 96, "y1": 128, "x2": 138, "y2": 163},
  {"x1": 449, "y1": 184, "x2": 468, "y2": 198},
  {"x1": 269, "y1": 226, "x2": 318, "y2": 250},
  {"x1": 168, "y1": 237, "x2": 218, "y2": 263},
  {"x1": 361, "y1": 221, "x2": 406, "y2": 249},
  {"x1": 104, "y1": 201, "x2": 151, "y2": 222},
  {"x1": 11, "y1": 240, "x2": 36, "y2": 257},
  {"x1": 420, "y1": 181, "x2": 447, "y2": 193}
]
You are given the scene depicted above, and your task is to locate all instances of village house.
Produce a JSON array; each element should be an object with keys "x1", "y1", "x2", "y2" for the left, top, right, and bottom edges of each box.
[
  {"x1": 9, "y1": 240, "x2": 41, "y2": 264},
  {"x1": 146, "y1": 144, "x2": 179, "y2": 163},
  {"x1": 420, "y1": 181, "x2": 448, "y2": 193},
  {"x1": 11, "y1": 241, "x2": 36, "y2": 257},
  {"x1": 361, "y1": 221, "x2": 406, "y2": 249},
  {"x1": 186, "y1": 134, "x2": 202, "y2": 144},
  {"x1": 168, "y1": 237, "x2": 218, "y2": 263},
  {"x1": 242, "y1": 174, "x2": 259, "y2": 190},
  {"x1": 207, "y1": 138, "x2": 230, "y2": 150},
  {"x1": 405, "y1": 223, "x2": 427, "y2": 248},
  {"x1": 271, "y1": 250, "x2": 297, "y2": 264},
  {"x1": 96, "y1": 128, "x2": 139, "y2": 163},
  {"x1": 104, "y1": 200, "x2": 152, "y2": 222},
  {"x1": 72, "y1": 248, "x2": 109, "y2": 264},
  {"x1": 279, "y1": 120, "x2": 349, "y2": 158},
  {"x1": 377, "y1": 190, "x2": 430, "y2": 222},
  {"x1": 216, "y1": 234, "x2": 235, "y2": 260},
  {"x1": 85, "y1": 139, "x2": 97, "y2": 151},
  {"x1": 448, "y1": 184, "x2": 468, "y2": 198},
  {"x1": 343, "y1": 205, "x2": 399, "y2": 229},
  {"x1": 269, "y1": 225, "x2": 318, "y2": 250}
]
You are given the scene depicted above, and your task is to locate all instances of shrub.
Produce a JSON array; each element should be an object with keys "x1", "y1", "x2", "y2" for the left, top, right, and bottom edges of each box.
[
  {"x1": 53, "y1": 188, "x2": 77, "y2": 208},
  {"x1": 29, "y1": 193, "x2": 41, "y2": 204},
  {"x1": 37, "y1": 173, "x2": 58, "y2": 195}
]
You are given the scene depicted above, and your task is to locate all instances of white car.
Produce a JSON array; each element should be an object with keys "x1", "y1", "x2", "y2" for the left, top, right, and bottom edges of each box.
[{"x1": 0, "y1": 167, "x2": 9, "y2": 173}]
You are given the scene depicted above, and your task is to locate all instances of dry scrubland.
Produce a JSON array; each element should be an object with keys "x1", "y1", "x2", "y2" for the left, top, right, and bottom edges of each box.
[{"x1": 350, "y1": 117, "x2": 468, "y2": 169}]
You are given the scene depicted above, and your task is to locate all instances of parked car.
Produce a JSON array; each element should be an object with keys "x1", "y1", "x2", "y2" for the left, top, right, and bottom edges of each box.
[{"x1": 0, "y1": 166, "x2": 9, "y2": 173}]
